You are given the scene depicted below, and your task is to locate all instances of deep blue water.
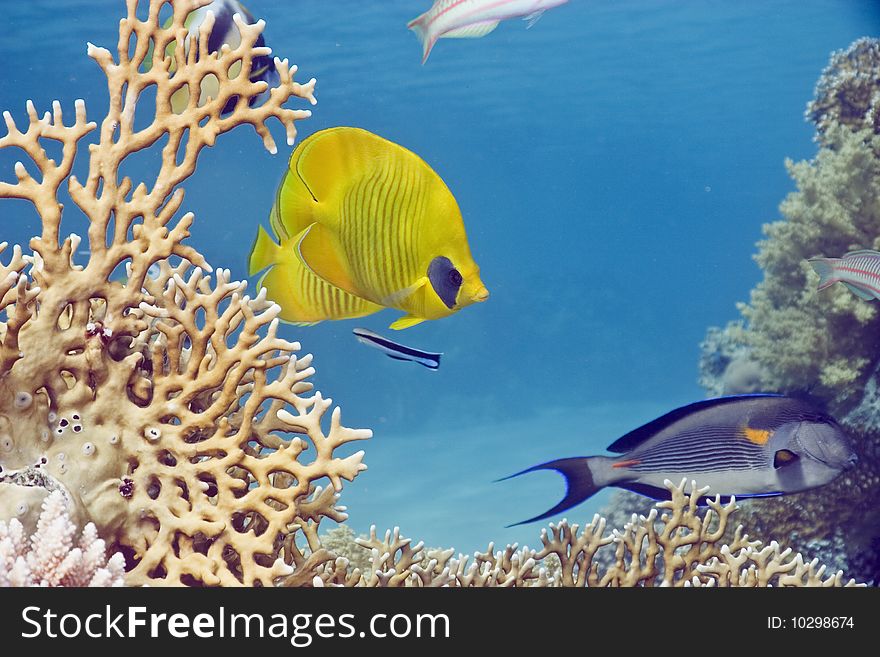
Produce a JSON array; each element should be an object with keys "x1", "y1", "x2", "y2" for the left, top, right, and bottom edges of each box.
[{"x1": 0, "y1": 1, "x2": 877, "y2": 554}]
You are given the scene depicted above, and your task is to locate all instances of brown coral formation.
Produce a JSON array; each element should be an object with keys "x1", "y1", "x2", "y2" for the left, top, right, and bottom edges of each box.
[
  {"x1": 315, "y1": 480, "x2": 859, "y2": 587},
  {"x1": 0, "y1": 0, "x2": 371, "y2": 586},
  {"x1": 699, "y1": 37, "x2": 880, "y2": 583},
  {"x1": 807, "y1": 37, "x2": 880, "y2": 140}
]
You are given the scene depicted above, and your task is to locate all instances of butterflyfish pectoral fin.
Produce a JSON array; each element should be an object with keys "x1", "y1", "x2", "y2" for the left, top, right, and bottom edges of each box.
[
  {"x1": 381, "y1": 277, "x2": 428, "y2": 308},
  {"x1": 389, "y1": 314, "x2": 427, "y2": 331},
  {"x1": 294, "y1": 222, "x2": 366, "y2": 299},
  {"x1": 292, "y1": 127, "x2": 378, "y2": 207}
]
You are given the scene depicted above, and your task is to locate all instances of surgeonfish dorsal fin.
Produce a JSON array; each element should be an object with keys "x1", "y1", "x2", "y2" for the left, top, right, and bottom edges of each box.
[
  {"x1": 442, "y1": 20, "x2": 501, "y2": 39},
  {"x1": 605, "y1": 394, "x2": 786, "y2": 453}
]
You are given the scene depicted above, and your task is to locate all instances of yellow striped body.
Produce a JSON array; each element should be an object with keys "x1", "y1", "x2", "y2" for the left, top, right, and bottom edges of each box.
[
  {"x1": 250, "y1": 127, "x2": 488, "y2": 329},
  {"x1": 250, "y1": 225, "x2": 380, "y2": 324}
]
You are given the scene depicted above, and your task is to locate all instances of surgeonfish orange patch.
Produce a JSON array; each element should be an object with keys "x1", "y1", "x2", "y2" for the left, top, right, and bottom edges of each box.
[
  {"x1": 742, "y1": 427, "x2": 773, "y2": 445},
  {"x1": 612, "y1": 459, "x2": 642, "y2": 469}
]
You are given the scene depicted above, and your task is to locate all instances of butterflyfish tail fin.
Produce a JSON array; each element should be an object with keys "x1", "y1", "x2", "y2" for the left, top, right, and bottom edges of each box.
[
  {"x1": 248, "y1": 225, "x2": 281, "y2": 276},
  {"x1": 498, "y1": 457, "x2": 601, "y2": 526},
  {"x1": 407, "y1": 12, "x2": 437, "y2": 64},
  {"x1": 808, "y1": 257, "x2": 839, "y2": 291}
]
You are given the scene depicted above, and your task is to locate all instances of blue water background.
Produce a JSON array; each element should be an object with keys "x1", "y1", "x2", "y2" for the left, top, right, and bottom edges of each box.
[{"x1": 1, "y1": 1, "x2": 877, "y2": 554}]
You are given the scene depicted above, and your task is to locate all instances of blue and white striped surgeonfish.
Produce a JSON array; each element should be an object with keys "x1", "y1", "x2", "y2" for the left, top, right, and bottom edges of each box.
[
  {"x1": 353, "y1": 328, "x2": 441, "y2": 370},
  {"x1": 809, "y1": 249, "x2": 880, "y2": 301},
  {"x1": 503, "y1": 395, "x2": 857, "y2": 525}
]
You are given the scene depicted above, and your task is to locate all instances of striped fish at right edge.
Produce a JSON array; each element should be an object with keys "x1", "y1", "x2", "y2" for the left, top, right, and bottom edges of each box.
[{"x1": 808, "y1": 249, "x2": 880, "y2": 301}]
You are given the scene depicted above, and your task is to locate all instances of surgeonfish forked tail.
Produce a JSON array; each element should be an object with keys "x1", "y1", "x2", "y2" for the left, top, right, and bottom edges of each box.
[
  {"x1": 497, "y1": 457, "x2": 596, "y2": 526},
  {"x1": 808, "y1": 249, "x2": 880, "y2": 301},
  {"x1": 353, "y1": 328, "x2": 441, "y2": 370},
  {"x1": 502, "y1": 394, "x2": 857, "y2": 525},
  {"x1": 255, "y1": 127, "x2": 488, "y2": 330}
]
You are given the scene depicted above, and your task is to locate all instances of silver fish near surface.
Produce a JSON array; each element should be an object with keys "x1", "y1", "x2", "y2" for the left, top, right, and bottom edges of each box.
[
  {"x1": 808, "y1": 249, "x2": 880, "y2": 301},
  {"x1": 353, "y1": 328, "x2": 442, "y2": 370},
  {"x1": 502, "y1": 394, "x2": 857, "y2": 525},
  {"x1": 407, "y1": 0, "x2": 570, "y2": 63}
]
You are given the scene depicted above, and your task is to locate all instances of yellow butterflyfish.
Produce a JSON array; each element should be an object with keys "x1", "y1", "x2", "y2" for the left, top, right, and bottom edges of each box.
[{"x1": 249, "y1": 127, "x2": 489, "y2": 329}]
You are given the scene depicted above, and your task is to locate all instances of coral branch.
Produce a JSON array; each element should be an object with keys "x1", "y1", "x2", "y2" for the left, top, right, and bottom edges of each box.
[{"x1": 0, "y1": 0, "x2": 369, "y2": 587}]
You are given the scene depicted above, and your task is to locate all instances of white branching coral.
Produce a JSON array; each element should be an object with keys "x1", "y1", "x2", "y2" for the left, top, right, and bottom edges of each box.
[
  {"x1": 316, "y1": 480, "x2": 861, "y2": 587},
  {"x1": 0, "y1": 490, "x2": 125, "y2": 586},
  {"x1": 0, "y1": 0, "x2": 371, "y2": 586}
]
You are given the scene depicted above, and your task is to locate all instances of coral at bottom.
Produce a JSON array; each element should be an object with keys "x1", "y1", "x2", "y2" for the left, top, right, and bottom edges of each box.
[
  {"x1": 317, "y1": 480, "x2": 862, "y2": 587},
  {"x1": 0, "y1": 490, "x2": 125, "y2": 587}
]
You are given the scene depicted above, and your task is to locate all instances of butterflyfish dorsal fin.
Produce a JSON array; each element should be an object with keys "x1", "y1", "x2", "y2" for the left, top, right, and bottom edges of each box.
[
  {"x1": 293, "y1": 223, "x2": 367, "y2": 299},
  {"x1": 268, "y1": 199, "x2": 289, "y2": 241},
  {"x1": 295, "y1": 127, "x2": 393, "y2": 200},
  {"x1": 277, "y1": 127, "x2": 406, "y2": 237},
  {"x1": 389, "y1": 314, "x2": 427, "y2": 331}
]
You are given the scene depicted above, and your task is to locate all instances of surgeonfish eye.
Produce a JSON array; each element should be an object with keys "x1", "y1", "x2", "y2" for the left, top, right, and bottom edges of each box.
[
  {"x1": 773, "y1": 449, "x2": 799, "y2": 469},
  {"x1": 428, "y1": 256, "x2": 463, "y2": 309}
]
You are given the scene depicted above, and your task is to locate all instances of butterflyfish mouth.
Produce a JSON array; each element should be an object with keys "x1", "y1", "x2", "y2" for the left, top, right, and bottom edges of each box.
[{"x1": 473, "y1": 287, "x2": 489, "y2": 302}]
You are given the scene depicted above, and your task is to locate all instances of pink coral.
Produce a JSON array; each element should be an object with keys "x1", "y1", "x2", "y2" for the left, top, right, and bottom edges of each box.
[{"x1": 0, "y1": 490, "x2": 125, "y2": 586}]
